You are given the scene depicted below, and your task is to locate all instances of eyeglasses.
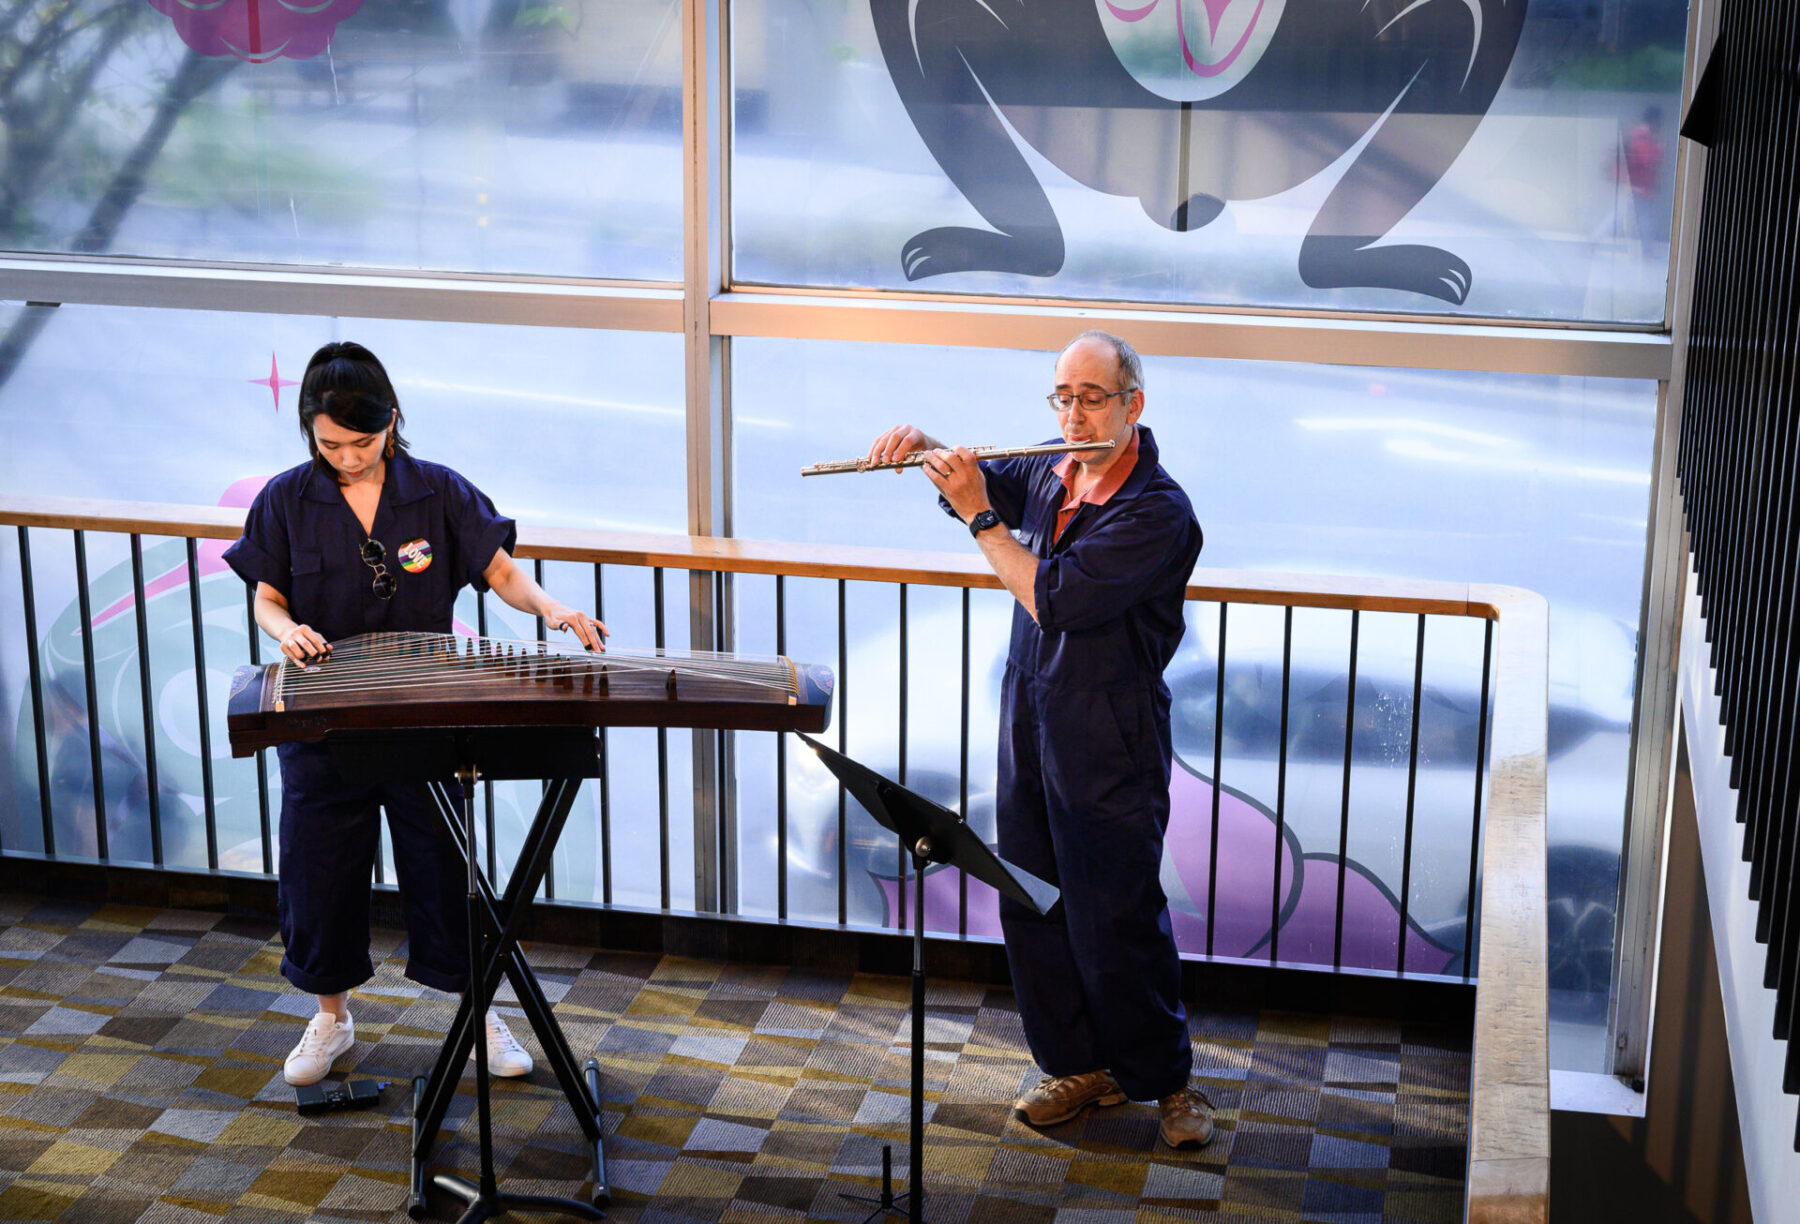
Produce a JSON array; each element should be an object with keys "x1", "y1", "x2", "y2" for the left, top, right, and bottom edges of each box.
[
  {"x1": 360, "y1": 537, "x2": 396, "y2": 600},
  {"x1": 1047, "y1": 387, "x2": 1135, "y2": 414}
]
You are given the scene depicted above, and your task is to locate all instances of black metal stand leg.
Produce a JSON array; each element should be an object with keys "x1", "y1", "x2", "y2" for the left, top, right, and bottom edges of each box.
[
  {"x1": 410, "y1": 764, "x2": 605, "y2": 1221},
  {"x1": 410, "y1": 1076, "x2": 430, "y2": 1219},
  {"x1": 842, "y1": 1144, "x2": 912, "y2": 1224},
  {"x1": 412, "y1": 778, "x2": 608, "y2": 1203},
  {"x1": 906, "y1": 847, "x2": 926, "y2": 1224},
  {"x1": 841, "y1": 845, "x2": 930, "y2": 1223},
  {"x1": 585, "y1": 1059, "x2": 608, "y2": 1207}
]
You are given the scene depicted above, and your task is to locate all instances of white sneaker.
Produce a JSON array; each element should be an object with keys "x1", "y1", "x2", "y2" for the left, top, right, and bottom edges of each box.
[
  {"x1": 472, "y1": 1008, "x2": 533, "y2": 1077},
  {"x1": 284, "y1": 1011, "x2": 354, "y2": 1086}
]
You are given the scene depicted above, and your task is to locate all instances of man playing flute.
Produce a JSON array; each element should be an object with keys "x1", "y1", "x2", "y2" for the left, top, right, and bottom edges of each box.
[{"x1": 863, "y1": 330, "x2": 1213, "y2": 1150}]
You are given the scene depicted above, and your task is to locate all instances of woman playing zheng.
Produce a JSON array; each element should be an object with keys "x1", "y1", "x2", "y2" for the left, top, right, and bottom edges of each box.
[{"x1": 223, "y1": 341, "x2": 606, "y2": 1087}]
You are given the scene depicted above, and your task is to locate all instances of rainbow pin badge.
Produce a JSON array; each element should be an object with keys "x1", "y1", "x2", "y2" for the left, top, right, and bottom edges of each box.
[{"x1": 398, "y1": 539, "x2": 433, "y2": 574}]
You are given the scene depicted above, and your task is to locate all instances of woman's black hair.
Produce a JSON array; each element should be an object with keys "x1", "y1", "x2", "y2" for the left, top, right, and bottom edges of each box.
[{"x1": 297, "y1": 341, "x2": 408, "y2": 478}]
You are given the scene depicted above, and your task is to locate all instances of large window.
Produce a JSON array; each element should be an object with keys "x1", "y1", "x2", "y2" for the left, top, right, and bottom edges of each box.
[
  {"x1": 1, "y1": 0, "x2": 683, "y2": 278},
  {"x1": 0, "y1": 0, "x2": 1693, "y2": 1087},
  {"x1": 734, "y1": 338, "x2": 1656, "y2": 1071}
]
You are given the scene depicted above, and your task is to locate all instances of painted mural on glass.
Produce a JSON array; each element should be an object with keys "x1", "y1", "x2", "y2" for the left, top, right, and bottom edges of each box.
[{"x1": 872, "y1": 0, "x2": 1529, "y2": 302}]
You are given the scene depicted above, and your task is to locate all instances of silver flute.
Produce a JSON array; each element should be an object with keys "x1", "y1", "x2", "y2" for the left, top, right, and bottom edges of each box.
[{"x1": 801, "y1": 438, "x2": 1114, "y2": 477}]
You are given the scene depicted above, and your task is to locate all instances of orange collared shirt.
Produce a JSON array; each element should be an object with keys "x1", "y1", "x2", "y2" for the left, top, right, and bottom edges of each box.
[{"x1": 1051, "y1": 427, "x2": 1141, "y2": 543}]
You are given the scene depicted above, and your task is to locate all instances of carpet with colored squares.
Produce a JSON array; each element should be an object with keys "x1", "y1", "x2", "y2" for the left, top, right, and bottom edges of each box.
[{"x1": 0, "y1": 896, "x2": 1470, "y2": 1222}]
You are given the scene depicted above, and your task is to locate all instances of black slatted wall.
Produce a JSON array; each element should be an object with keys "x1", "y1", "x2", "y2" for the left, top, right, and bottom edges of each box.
[{"x1": 1676, "y1": 2, "x2": 1800, "y2": 1150}]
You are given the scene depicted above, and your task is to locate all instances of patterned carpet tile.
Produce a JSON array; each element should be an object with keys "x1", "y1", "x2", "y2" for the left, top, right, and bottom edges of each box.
[{"x1": 0, "y1": 896, "x2": 1469, "y2": 1222}]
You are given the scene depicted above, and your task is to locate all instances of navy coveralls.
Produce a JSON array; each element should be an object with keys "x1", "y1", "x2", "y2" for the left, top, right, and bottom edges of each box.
[
  {"x1": 224, "y1": 451, "x2": 516, "y2": 995},
  {"x1": 953, "y1": 425, "x2": 1202, "y2": 1101}
]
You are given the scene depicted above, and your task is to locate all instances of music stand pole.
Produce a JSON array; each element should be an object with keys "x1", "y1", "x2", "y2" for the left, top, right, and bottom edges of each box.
[
  {"x1": 800, "y1": 734, "x2": 1059, "y2": 1224},
  {"x1": 906, "y1": 838, "x2": 927, "y2": 1224}
]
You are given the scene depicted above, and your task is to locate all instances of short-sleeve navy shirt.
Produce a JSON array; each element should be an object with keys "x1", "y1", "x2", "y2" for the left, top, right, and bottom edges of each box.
[{"x1": 223, "y1": 450, "x2": 517, "y2": 644}]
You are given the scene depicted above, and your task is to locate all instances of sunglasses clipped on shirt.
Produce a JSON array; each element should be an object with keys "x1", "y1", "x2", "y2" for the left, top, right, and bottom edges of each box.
[{"x1": 360, "y1": 537, "x2": 397, "y2": 600}]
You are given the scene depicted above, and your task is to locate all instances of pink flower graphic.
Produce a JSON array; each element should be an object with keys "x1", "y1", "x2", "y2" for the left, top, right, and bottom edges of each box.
[
  {"x1": 1104, "y1": 0, "x2": 1271, "y2": 78},
  {"x1": 148, "y1": 0, "x2": 364, "y2": 63}
]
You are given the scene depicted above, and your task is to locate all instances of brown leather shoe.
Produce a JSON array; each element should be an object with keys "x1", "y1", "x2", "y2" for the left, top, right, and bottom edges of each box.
[
  {"x1": 1012, "y1": 1070, "x2": 1127, "y2": 1126},
  {"x1": 1158, "y1": 1085, "x2": 1215, "y2": 1149}
]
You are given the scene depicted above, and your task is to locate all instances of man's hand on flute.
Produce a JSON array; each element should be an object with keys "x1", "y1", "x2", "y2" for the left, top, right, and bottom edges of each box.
[
  {"x1": 864, "y1": 424, "x2": 945, "y2": 471},
  {"x1": 919, "y1": 445, "x2": 992, "y2": 521}
]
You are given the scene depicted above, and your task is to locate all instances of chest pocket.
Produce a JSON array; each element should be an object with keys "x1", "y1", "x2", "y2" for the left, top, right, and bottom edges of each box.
[{"x1": 286, "y1": 548, "x2": 328, "y2": 626}]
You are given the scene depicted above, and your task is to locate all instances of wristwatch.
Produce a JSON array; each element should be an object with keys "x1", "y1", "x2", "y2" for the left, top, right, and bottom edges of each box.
[{"x1": 968, "y1": 509, "x2": 1003, "y2": 538}]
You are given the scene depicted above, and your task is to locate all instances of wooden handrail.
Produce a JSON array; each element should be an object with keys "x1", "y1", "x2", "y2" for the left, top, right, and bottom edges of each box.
[
  {"x1": 0, "y1": 492, "x2": 1548, "y2": 1219},
  {"x1": 1464, "y1": 585, "x2": 1550, "y2": 1223},
  {"x1": 2, "y1": 494, "x2": 1489, "y2": 616}
]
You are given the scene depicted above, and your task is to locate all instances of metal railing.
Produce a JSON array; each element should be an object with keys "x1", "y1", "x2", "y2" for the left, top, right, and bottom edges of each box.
[
  {"x1": 1676, "y1": 0, "x2": 1800, "y2": 1155},
  {"x1": 0, "y1": 494, "x2": 1548, "y2": 1219}
]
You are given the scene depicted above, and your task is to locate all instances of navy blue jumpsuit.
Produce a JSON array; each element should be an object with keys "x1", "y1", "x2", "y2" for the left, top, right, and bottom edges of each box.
[
  {"x1": 224, "y1": 450, "x2": 516, "y2": 995},
  {"x1": 952, "y1": 425, "x2": 1202, "y2": 1101}
]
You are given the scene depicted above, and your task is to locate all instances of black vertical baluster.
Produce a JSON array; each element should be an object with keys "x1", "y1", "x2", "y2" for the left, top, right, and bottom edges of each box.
[
  {"x1": 837, "y1": 578, "x2": 848, "y2": 927},
  {"x1": 1464, "y1": 620, "x2": 1495, "y2": 980},
  {"x1": 73, "y1": 531, "x2": 107, "y2": 860},
  {"x1": 715, "y1": 570, "x2": 730, "y2": 914},
  {"x1": 1334, "y1": 609, "x2": 1360, "y2": 971},
  {"x1": 479, "y1": 590, "x2": 496, "y2": 883},
  {"x1": 19, "y1": 527, "x2": 54, "y2": 854},
  {"x1": 775, "y1": 574, "x2": 787, "y2": 922},
  {"x1": 596, "y1": 563, "x2": 612, "y2": 907},
  {"x1": 959, "y1": 587, "x2": 971, "y2": 939},
  {"x1": 1397, "y1": 615, "x2": 1427, "y2": 977},
  {"x1": 655, "y1": 567, "x2": 670, "y2": 910},
  {"x1": 1206, "y1": 603, "x2": 1226, "y2": 959},
  {"x1": 535, "y1": 557, "x2": 555, "y2": 902},
  {"x1": 897, "y1": 584, "x2": 908, "y2": 932},
  {"x1": 131, "y1": 536, "x2": 164, "y2": 867},
  {"x1": 1750, "y1": 6, "x2": 1800, "y2": 1051},
  {"x1": 186, "y1": 538, "x2": 218, "y2": 869},
  {"x1": 242, "y1": 583, "x2": 271, "y2": 875},
  {"x1": 1271, "y1": 606, "x2": 1292, "y2": 967}
]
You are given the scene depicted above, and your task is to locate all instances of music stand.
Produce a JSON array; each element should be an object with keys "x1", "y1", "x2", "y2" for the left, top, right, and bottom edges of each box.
[{"x1": 794, "y1": 733, "x2": 1058, "y2": 1224}]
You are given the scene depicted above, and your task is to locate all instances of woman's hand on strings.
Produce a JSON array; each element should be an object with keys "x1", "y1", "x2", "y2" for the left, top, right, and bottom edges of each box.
[
  {"x1": 278, "y1": 623, "x2": 331, "y2": 667},
  {"x1": 546, "y1": 605, "x2": 608, "y2": 652}
]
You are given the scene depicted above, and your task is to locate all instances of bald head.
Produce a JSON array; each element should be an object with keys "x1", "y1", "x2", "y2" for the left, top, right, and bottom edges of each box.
[{"x1": 1060, "y1": 330, "x2": 1144, "y2": 396}]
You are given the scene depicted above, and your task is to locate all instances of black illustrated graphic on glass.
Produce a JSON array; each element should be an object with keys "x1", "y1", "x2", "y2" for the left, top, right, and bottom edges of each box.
[{"x1": 872, "y1": 0, "x2": 1529, "y2": 303}]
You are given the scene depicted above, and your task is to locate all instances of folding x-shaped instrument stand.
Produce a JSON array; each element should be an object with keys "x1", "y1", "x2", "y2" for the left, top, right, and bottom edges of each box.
[{"x1": 327, "y1": 727, "x2": 608, "y2": 1223}]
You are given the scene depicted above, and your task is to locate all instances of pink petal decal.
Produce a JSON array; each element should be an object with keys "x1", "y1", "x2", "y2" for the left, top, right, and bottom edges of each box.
[
  {"x1": 1164, "y1": 762, "x2": 1294, "y2": 957},
  {"x1": 867, "y1": 759, "x2": 1457, "y2": 977},
  {"x1": 1176, "y1": 0, "x2": 1268, "y2": 78},
  {"x1": 1105, "y1": 0, "x2": 1160, "y2": 21},
  {"x1": 88, "y1": 477, "x2": 268, "y2": 632},
  {"x1": 875, "y1": 865, "x2": 1004, "y2": 938}
]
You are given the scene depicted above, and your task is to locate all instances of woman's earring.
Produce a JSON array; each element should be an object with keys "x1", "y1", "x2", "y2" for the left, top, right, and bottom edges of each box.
[{"x1": 385, "y1": 432, "x2": 396, "y2": 458}]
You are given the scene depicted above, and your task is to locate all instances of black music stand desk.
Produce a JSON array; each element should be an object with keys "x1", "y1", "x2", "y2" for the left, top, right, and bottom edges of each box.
[
  {"x1": 794, "y1": 733, "x2": 1058, "y2": 1224},
  {"x1": 328, "y1": 726, "x2": 608, "y2": 1222}
]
